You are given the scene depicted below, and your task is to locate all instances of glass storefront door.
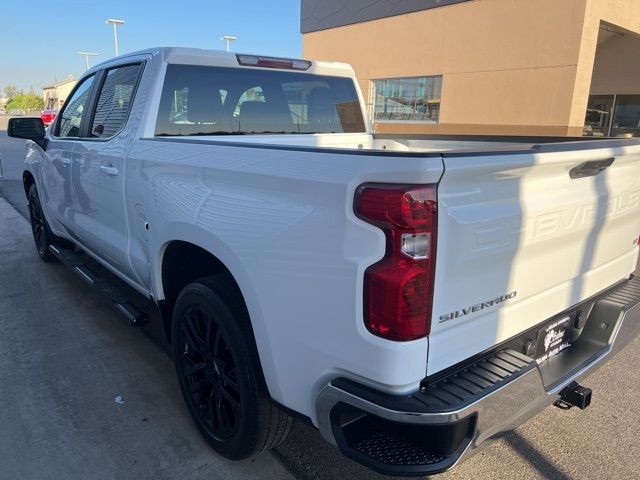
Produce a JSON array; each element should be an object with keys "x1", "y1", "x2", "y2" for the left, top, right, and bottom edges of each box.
[
  {"x1": 584, "y1": 94, "x2": 640, "y2": 137},
  {"x1": 610, "y1": 95, "x2": 640, "y2": 137},
  {"x1": 584, "y1": 95, "x2": 615, "y2": 136}
]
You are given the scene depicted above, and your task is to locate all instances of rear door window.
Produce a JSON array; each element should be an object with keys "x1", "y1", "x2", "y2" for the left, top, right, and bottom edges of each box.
[
  {"x1": 155, "y1": 65, "x2": 366, "y2": 136},
  {"x1": 90, "y1": 63, "x2": 144, "y2": 138}
]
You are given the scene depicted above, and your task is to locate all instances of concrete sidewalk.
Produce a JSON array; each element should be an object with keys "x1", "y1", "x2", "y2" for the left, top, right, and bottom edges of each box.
[{"x1": 0, "y1": 196, "x2": 293, "y2": 479}]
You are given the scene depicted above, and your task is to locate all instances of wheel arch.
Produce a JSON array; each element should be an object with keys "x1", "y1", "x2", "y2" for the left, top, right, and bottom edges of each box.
[
  {"x1": 157, "y1": 237, "x2": 282, "y2": 402},
  {"x1": 158, "y1": 239, "x2": 246, "y2": 342}
]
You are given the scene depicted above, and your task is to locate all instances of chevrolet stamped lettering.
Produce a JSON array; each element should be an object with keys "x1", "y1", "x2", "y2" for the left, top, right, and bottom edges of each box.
[
  {"x1": 474, "y1": 190, "x2": 640, "y2": 252},
  {"x1": 439, "y1": 291, "x2": 517, "y2": 323}
]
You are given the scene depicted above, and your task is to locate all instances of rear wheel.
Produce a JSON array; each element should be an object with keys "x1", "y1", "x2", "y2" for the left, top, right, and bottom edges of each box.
[
  {"x1": 27, "y1": 184, "x2": 55, "y2": 262},
  {"x1": 172, "y1": 276, "x2": 292, "y2": 459}
]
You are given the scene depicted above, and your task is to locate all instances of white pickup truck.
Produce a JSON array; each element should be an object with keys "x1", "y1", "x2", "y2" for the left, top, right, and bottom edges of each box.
[{"x1": 8, "y1": 47, "x2": 640, "y2": 476}]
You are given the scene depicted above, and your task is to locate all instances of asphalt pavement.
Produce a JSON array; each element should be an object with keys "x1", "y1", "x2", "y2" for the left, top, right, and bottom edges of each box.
[
  {"x1": 0, "y1": 129, "x2": 28, "y2": 218},
  {"x1": 1, "y1": 130, "x2": 639, "y2": 479}
]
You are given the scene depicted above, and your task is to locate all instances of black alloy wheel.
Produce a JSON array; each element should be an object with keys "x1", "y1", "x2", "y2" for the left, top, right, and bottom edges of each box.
[
  {"x1": 177, "y1": 304, "x2": 241, "y2": 440},
  {"x1": 28, "y1": 184, "x2": 54, "y2": 262},
  {"x1": 172, "y1": 276, "x2": 292, "y2": 460}
]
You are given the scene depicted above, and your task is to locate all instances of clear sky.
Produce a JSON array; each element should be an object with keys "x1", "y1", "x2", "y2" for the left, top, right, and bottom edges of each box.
[{"x1": 0, "y1": 0, "x2": 302, "y2": 93}]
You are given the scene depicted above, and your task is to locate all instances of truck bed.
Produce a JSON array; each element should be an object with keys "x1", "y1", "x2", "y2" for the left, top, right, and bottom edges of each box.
[
  {"x1": 374, "y1": 133, "x2": 640, "y2": 154},
  {"x1": 153, "y1": 132, "x2": 640, "y2": 157}
]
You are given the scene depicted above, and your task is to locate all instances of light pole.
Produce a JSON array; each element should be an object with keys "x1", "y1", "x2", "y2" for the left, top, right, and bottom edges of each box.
[
  {"x1": 221, "y1": 35, "x2": 237, "y2": 52},
  {"x1": 105, "y1": 18, "x2": 125, "y2": 56},
  {"x1": 76, "y1": 51, "x2": 99, "y2": 70}
]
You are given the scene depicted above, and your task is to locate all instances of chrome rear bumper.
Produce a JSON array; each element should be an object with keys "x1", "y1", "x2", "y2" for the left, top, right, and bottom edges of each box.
[{"x1": 316, "y1": 276, "x2": 640, "y2": 476}]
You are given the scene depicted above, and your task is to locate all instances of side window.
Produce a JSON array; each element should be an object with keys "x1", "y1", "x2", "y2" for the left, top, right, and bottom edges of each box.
[
  {"x1": 56, "y1": 75, "x2": 95, "y2": 138},
  {"x1": 90, "y1": 63, "x2": 143, "y2": 138}
]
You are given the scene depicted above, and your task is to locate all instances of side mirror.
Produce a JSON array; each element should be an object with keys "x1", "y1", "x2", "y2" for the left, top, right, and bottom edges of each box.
[{"x1": 7, "y1": 117, "x2": 47, "y2": 149}]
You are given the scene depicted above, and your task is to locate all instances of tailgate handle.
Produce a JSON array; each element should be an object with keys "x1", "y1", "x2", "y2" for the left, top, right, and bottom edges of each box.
[
  {"x1": 569, "y1": 157, "x2": 615, "y2": 179},
  {"x1": 99, "y1": 165, "x2": 119, "y2": 176}
]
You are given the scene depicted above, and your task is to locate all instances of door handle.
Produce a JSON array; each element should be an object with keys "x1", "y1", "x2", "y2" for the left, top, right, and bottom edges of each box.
[
  {"x1": 99, "y1": 165, "x2": 119, "y2": 176},
  {"x1": 569, "y1": 157, "x2": 615, "y2": 179}
]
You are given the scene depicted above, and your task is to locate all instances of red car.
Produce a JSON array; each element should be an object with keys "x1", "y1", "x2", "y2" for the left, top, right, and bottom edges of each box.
[{"x1": 41, "y1": 109, "x2": 57, "y2": 127}]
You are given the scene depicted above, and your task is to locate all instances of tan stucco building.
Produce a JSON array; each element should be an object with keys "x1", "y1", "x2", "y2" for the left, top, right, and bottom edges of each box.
[
  {"x1": 42, "y1": 76, "x2": 76, "y2": 111},
  {"x1": 302, "y1": 0, "x2": 640, "y2": 137}
]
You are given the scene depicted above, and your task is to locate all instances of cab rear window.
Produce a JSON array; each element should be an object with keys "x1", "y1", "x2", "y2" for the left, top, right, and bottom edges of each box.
[{"x1": 155, "y1": 64, "x2": 366, "y2": 136}]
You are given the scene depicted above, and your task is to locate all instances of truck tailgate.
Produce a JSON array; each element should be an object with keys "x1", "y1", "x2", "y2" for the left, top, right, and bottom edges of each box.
[{"x1": 428, "y1": 141, "x2": 640, "y2": 375}]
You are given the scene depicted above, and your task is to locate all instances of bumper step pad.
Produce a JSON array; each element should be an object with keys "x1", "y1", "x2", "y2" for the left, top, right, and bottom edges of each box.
[
  {"x1": 332, "y1": 348, "x2": 535, "y2": 416},
  {"x1": 354, "y1": 430, "x2": 444, "y2": 467},
  {"x1": 422, "y1": 349, "x2": 535, "y2": 410},
  {"x1": 330, "y1": 348, "x2": 536, "y2": 476}
]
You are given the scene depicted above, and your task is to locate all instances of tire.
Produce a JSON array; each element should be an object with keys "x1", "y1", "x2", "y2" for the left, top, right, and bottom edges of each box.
[
  {"x1": 171, "y1": 275, "x2": 292, "y2": 460},
  {"x1": 27, "y1": 184, "x2": 55, "y2": 262}
]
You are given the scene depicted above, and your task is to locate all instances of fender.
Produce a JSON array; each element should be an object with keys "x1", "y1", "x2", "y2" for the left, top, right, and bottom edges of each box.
[{"x1": 154, "y1": 223, "x2": 285, "y2": 403}]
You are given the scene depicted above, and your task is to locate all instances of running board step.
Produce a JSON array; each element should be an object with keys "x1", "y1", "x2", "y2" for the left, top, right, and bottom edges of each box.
[{"x1": 49, "y1": 244, "x2": 149, "y2": 326}]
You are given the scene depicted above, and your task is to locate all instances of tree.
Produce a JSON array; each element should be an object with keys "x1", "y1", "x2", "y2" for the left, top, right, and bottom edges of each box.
[
  {"x1": 20, "y1": 92, "x2": 45, "y2": 110},
  {"x1": 3, "y1": 85, "x2": 21, "y2": 100},
  {"x1": 5, "y1": 92, "x2": 44, "y2": 111},
  {"x1": 5, "y1": 96, "x2": 17, "y2": 111}
]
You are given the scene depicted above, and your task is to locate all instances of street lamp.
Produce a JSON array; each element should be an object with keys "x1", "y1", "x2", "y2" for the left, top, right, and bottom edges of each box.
[
  {"x1": 220, "y1": 35, "x2": 237, "y2": 52},
  {"x1": 105, "y1": 18, "x2": 125, "y2": 56},
  {"x1": 76, "y1": 51, "x2": 99, "y2": 71}
]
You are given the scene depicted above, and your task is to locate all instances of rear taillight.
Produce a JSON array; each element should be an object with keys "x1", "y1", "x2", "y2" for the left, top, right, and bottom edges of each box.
[{"x1": 355, "y1": 184, "x2": 437, "y2": 341}]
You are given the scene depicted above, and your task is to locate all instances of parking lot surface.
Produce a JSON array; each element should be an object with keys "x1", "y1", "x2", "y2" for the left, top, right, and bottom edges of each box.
[
  {"x1": 1, "y1": 132, "x2": 639, "y2": 479},
  {"x1": 0, "y1": 197, "x2": 294, "y2": 480}
]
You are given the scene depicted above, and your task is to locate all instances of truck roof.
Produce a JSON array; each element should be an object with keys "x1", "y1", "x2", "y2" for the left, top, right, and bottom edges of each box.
[{"x1": 90, "y1": 47, "x2": 356, "y2": 78}]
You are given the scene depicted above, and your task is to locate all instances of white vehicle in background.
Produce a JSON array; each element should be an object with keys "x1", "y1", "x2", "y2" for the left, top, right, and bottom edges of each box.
[{"x1": 8, "y1": 47, "x2": 640, "y2": 476}]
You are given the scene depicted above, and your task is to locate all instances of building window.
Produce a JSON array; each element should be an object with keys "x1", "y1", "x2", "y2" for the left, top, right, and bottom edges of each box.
[
  {"x1": 584, "y1": 94, "x2": 640, "y2": 137},
  {"x1": 584, "y1": 95, "x2": 614, "y2": 136},
  {"x1": 611, "y1": 95, "x2": 640, "y2": 138},
  {"x1": 44, "y1": 95, "x2": 58, "y2": 110},
  {"x1": 372, "y1": 76, "x2": 442, "y2": 123}
]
